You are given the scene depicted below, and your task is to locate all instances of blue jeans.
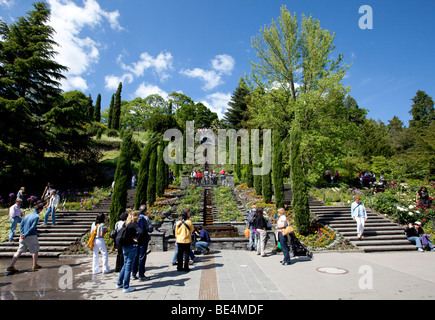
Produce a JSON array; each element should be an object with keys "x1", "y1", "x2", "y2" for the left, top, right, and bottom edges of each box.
[
  {"x1": 408, "y1": 236, "x2": 435, "y2": 249},
  {"x1": 249, "y1": 224, "x2": 257, "y2": 250},
  {"x1": 132, "y1": 241, "x2": 149, "y2": 278},
  {"x1": 279, "y1": 233, "x2": 291, "y2": 264},
  {"x1": 9, "y1": 217, "x2": 22, "y2": 241},
  {"x1": 44, "y1": 207, "x2": 56, "y2": 225},
  {"x1": 195, "y1": 241, "x2": 210, "y2": 253},
  {"x1": 117, "y1": 245, "x2": 137, "y2": 289}
]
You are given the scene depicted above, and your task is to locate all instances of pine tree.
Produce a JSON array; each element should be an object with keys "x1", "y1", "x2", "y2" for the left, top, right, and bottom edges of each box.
[
  {"x1": 109, "y1": 130, "x2": 133, "y2": 229},
  {"x1": 273, "y1": 130, "x2": 285, "y2": 209},
  {"x1": 94, "y1": 93, "x2": 101, "y2": 123},
  {"x1": 112, "y1": 82, "x2": 123, "y2": 130},
  {"x1": 290, "y1": 124, "x2": 310, "y2": 235},
  {"x1": 134, "y1": 133, "x2": 159, "y2": 209},
  {"x1": 223, "y1": 77, "x2": 250, "y2": 129},
  {"x1": 0, "y1": 2, "x2": 68, "y2": 167}
]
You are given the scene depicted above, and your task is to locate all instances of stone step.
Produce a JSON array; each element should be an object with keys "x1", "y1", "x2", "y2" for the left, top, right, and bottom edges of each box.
[
  {"x1": 350, "y1": 239, "x2": 413, "y2": 247},
  {"x1": 346, "y1": 234, "x2": 408, "y2": 241},
  {"x1": 0, "y1": 251, "x2": 62, "y2": 258},
  {"x1": 328, "y1": 222, "x2": 398, "y2": 228},
  {"x1": 360, "y1": 245, "x2": 416, "y2": 252},
  {"x1": 339, "y1": 230, "x2": 406, "y2": 237},
  {"x1": 0, "y1": 245, "x2": 67, "y2": 252},
  {"x1": 0, "y1": 241, "x2": 73, "y2": 247}
]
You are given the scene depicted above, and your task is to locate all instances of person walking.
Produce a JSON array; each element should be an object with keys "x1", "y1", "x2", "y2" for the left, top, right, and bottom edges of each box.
[
  {"x1": 41, "y1": 182, "x2": 52, "y2": 202},
  {"x1": 275, "y1": 208, "x2": 291, "y2": 265},
  {"x1": 8, "y1": 199, "x2": 23, "y2": 242},
  {"x1": 91, "y1": 213, "x2": 112, "y2": 275},
  {"x1": 6, "y1": 203, "x2": 44, "y2": 273},
  {"x1": 351, "y1": 196, "x2": 367, "y2": 239},
  {"x1": 132, "y1": 207, "x2": 153, "y2": 281},
  {"x1": 254, "y1": 207, "x2": 268, "y2": 257},
  {"x1": 116, "y1": 211, "x2": 143, "y2": 293},
  {"x1": 194, "y1": 226, "x2": 211, "y2": 254},
  {"x1": 43, "y1": 189, "x2": 60, "y2": 226},
  {"x1": 246, "y1": 205, "x2": 257, "y2": 251},
  {"x1": 175, "y1": 210, "x2": 194, "y2": 272}
]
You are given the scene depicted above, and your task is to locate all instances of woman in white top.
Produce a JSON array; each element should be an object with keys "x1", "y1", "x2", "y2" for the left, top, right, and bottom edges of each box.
[
  {"x1": 91, "y1": 213, "x2": 111, "y2": 274},
  {"x1": 351, "y1": 196, "x2": 367, "y2": 239},
  {"x1": 43, "y1": 189, "x2": 60, "y2": 226},
  {"x1": 276, "y1": 208, "x2": 291, "y2": 265}
]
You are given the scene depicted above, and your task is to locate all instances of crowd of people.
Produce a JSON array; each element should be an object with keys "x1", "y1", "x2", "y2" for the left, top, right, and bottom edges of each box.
[
  {"x1": 190, "y1": 168, "x2": 226, "y2": 186},
  {"x1": 3, "y1": 177, "x2": 434, "y2": 288}
]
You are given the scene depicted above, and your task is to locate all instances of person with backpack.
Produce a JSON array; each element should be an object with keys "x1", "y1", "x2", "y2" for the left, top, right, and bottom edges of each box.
[
  {"x1": 112, "y1": 211, "x2": 128, "y2": 272},
  {"x1": 246, "y1": 204, "x2": 257, "y2": 251},
  {"x1": 175, "y1": 210, "x2": 194, "y2": 272},
  {"x1": 90, "y1": 213, "x2": 112, "y2": 275},
  {"x1": 132, "y1": 206, "x2": 153, "y2": 281},
  {"x1": 116, "y1": 210, "x2": 143, "y2": 293}
]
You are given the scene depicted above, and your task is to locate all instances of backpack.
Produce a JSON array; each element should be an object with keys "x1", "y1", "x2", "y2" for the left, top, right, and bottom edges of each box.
[
  {"x1": 138, "y1": 214, "x2": 153, "y2": 234},
  {"x1": 115, "y1": 224, "x2": 129, "y2": 247},
  {"x1": 246, "y1": 210, "x2": 255, "y2": 224}
]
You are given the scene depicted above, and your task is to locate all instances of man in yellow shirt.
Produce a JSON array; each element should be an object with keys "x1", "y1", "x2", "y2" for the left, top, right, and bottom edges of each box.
[{"x1": 175, "y1": 209, "x2": 194, "y2": 272}]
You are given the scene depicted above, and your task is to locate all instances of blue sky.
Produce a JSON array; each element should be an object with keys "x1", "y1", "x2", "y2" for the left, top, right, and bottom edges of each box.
[{"x1": 1, "y1": 0, "x2": 434, "y2": 126}]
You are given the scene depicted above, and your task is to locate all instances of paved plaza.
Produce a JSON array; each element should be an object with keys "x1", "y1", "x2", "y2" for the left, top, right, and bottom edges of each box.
[{"x1": 1, "y1": 249, "x2": 435, "y2": 301}]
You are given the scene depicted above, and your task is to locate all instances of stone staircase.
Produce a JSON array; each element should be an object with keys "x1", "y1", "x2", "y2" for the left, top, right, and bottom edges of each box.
[
  {"x1": 0, "y1": 187, "x2": 137, "y2": 258},
  {"x1": 312, "y1": 205, "x2": 415, "y2": 252},
  {"x1": 283, "y1": 184, "x2": 415, "y2": 252}
]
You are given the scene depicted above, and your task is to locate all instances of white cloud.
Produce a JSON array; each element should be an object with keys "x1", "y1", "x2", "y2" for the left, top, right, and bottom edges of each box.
[
  {"x1": 180, "y1": 68, "x2": 223, "y2": 91},
  {"x1": 47, "y1": 0, "x2": 123, "y2": 91},
  {"x1": 0, "y1": 0, "x2": 13, "y2": 8},
  {"x1": 135, "y1": 83, "x2": 169, "y2": 100},
  {"x1": 200, "y1": 92, "x2": 232, "y2": 120},
  {"x1": 119, "y1": 51, "x2": 173, "y2": 81},
  {"x1": 211, "y1": 54, "x2": 235, "y2": 75},
  {"x1": 180, "y1": 54, "x2": 235, "y2": 91},
  {"x1": 104, "y1": 73, "x2": 134, "y2": 91},
  {"x1": 105, "y1": 51, "x2": 174, "y2": 91}
]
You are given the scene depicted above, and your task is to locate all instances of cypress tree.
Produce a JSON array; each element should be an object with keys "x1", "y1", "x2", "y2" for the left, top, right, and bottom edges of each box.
[
  {"x1": 273, "y1": 129, "x2": 285, "y2": 209},
  {"x1": 290, "y1": 124, "x2": 310, "y2": 235},
  {"x1": 223, "y1": 77, "x2": 250, "y2": 129},
  {"x1": 109, "y1": 130, "x2": 133, "y2": 229},
  {"x1": 134, "y1": 133, "x2": 159, "y2": 209},
  {"x1": 112, "y1": 82, "x2": 122, "y2": 130},
  {"x1": 262, "y1": 170, "x2": 272, "y2": 203},
  {"x1": 156, "y1": 136, "x2": 165, "y2": 197},
  {"x1": 108, "y1": 94, "x2": 115, "y2": 129},
  {"x1": 246, "y1": 160, "x2": 254, "y2": 188},
  {"x1": 94, "y1": 93, "x2": 101, "y2": 123},
  {"x1": 147, "y1": 144, "x2": 158, "y2": 207},
  {"x1": 254, "y1": 166, "x2": 262, "y2": 195}
]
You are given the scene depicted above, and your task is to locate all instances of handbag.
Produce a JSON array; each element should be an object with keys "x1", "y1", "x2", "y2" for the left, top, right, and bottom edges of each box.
[
  {"x1": 244, "y1": 228, "x2": 250, "y2": 238},
  {"x1": 87, "y1": 224, "x2": 98, "y2": 250},
  {"x1": 282, "y1": 221, "x2": 294, "y2": 236}
]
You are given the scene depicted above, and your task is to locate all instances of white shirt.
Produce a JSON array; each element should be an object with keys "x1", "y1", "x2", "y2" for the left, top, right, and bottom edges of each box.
[
  {"x1": 48, "y1": 194, "x2": 60, "y2": 209},
  {"x1": 9, "y1": 204, "x2": 22, "y2": 218}
]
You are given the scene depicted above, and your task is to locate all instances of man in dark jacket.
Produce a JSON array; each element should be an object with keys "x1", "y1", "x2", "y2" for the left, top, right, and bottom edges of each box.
[
  {"x1": 194, "y1": 226, "x2": 211, "y2": 254},
  {"x1": 132, "y1": 206, "x2": 153, "y2": 281}
]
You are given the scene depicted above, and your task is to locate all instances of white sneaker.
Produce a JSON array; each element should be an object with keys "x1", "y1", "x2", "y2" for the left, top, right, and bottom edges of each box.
[
  {"x1": 123, "y1": 286, "x2": 136, "y2": 293},
  {"x1": 418, "y1": 248, "x2": 424, "y2": 252}
]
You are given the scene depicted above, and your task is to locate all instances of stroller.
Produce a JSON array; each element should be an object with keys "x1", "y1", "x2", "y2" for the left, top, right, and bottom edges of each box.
[{"x1": 288, "y1": 232, "x2": 313, "y2": 259}]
